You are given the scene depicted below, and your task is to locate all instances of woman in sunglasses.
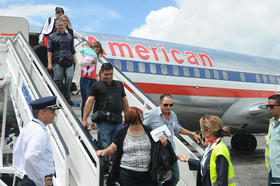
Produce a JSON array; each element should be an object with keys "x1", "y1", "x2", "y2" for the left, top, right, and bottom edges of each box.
[
  {"x1": 177, "y1": 115, "x2": 236, "y2": 186},
  {"x1": 39, "y1": 7, "x2": 64, "y2": 46}
]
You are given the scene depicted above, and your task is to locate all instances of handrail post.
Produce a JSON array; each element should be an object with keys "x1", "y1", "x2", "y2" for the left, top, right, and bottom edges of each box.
[{"x1": 0, "y1": 76, "x2": 10, "y2": 167}]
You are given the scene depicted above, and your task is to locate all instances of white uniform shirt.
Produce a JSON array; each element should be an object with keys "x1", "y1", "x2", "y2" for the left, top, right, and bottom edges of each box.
[{"x1": 13, "y1": 119, "x2": 55, "y2": 186}]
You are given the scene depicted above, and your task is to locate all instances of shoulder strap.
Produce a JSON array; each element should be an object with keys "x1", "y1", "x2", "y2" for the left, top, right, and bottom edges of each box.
[
  {"x1": 100, "y1": 82, "x2": 112, "y2": 112},
  {"x1": 48, "y1": 17, "x2": 52, "y2": 25}
]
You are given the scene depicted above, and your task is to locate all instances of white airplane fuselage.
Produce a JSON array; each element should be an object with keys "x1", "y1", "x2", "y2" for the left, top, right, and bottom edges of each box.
[{"x1": 81, "y1": 32, "x2": 277, "y2": 134}]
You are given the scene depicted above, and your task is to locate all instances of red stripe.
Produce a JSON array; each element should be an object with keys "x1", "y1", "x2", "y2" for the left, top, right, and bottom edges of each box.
[
  {"x1": 0, "y1": 33, "x2": 16, "y2": 36},
  {"x1": 124, "y1": 82, "x2": 134, "y2": 93},
  {"x1": 134, "y1": 82, "x2": 275, "y2": 98}
]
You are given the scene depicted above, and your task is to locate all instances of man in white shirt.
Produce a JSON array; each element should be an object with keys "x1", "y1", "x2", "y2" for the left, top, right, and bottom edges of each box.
[{"x1": 13, "y1": 96, "x2": 61, "y2": 186}]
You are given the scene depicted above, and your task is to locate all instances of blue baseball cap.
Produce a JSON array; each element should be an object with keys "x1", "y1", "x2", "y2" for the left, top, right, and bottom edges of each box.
[{"x1": 30, "y1": 96, "x2": 61, "y2": 110}]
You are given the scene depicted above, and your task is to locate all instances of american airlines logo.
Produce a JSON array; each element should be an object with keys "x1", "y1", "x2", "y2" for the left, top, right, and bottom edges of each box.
[{"x1": 88, "y1": 36, "x2": 213, "y2": 67}]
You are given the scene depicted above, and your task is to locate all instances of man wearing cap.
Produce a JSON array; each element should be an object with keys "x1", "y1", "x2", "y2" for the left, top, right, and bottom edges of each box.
[{"x1": 13, "y1": 96, "x2": 60, "y2": 186}]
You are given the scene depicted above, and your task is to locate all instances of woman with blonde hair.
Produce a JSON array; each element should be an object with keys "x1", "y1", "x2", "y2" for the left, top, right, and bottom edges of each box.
[
  {"x1": 60, "y1": 15, "x2": 84, "y2": 40},
  {"x1": 177, "y1": 115, "x2": 236, "y2": 186}
]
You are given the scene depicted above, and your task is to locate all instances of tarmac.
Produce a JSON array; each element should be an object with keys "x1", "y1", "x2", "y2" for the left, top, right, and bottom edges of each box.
[{"x1": 223, "y1": 134, "x2": 268, "y2": 186}]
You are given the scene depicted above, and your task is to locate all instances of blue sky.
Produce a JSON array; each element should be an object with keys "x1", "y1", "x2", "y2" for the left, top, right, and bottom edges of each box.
[
  {"x1": 1, "y1": 0, "x2": 280, "y2": 59},
  {"x1": 0, "y1": 0, "x2": 175, "y2": 35}
]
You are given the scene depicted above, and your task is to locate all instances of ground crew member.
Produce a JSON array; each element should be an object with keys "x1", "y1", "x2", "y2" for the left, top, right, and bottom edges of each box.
[
  {"x1": 265, "y1": 94, "x2": 280, "y2": 186},
  {"x1": 177, "y1": 115, "x2": 236, "y2": 186}
]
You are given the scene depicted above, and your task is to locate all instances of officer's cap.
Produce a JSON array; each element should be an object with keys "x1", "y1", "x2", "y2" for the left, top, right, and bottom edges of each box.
[{"x1": 30, "y1": 96, "x2": 61, "y2": 110}]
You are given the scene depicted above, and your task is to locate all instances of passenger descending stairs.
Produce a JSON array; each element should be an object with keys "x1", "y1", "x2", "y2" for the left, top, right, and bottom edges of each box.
[{"x1": 0, "y1": 32, "x2": 203, "y2": 186}]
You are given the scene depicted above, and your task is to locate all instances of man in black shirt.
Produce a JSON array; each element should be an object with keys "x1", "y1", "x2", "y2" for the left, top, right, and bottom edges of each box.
[{"x1": 82, "y1": 63, "x2": 128, "y2": 148}]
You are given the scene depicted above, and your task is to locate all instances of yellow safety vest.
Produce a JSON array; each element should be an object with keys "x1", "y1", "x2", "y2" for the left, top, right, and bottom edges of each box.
[
  {"x1": 265, "y1": 123, "x2": 272, "y2": 168},
  {"x1": 210, "y1": 140, "x2": 236, "y2": 186}
]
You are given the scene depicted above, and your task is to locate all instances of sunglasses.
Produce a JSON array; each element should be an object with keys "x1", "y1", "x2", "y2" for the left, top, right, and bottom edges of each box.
[
  {"x1": 266, "y1": 104, "x2": 280, "y2": 109},
  {"x1": 163, "y1": 104, "x2": 173, "y2": 107}
]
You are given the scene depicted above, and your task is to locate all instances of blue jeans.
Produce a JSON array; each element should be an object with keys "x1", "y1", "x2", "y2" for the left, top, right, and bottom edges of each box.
[
  {"x1": 80, "y1": 77, "x2": 96, "y2": 117},
  {"x1": 53, "y1": 63, "x2": 74, "y2": 100},
  {"x1": 97, "y1": 121, "x2": 123, "y2": 174},
  {"x1": 162, "y1": 161, "x2": 179, "y2": 186},
  {"x1": 120, "y1": 167, "x2": 157, "y2": 186},
  {"x1": 97, "y1": 121, "x2": 123, "y2": 148},
  {"x1": 268, "y1": 171, "x2": 280, "y2": 186}
]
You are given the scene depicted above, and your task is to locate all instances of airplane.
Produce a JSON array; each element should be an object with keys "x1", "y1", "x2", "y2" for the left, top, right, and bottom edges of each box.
[{"x1": 5, "y1": 24, "x2": 279, "y2": 152}]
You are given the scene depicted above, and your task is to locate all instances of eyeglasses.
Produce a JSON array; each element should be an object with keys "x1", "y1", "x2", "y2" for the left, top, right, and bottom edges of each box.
[
  {"x1": 163, "y1": 104, "x2": 173, "y2": 107},
  {"x1": 266, "y1": 104, "x2": 280, "y2": 109},
  {"x1": 56, "y1": 11, "x2": 63, "y2": 14}
]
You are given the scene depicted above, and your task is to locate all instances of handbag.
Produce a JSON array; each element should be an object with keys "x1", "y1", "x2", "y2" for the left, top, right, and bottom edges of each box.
[
  {"x1": 91, "y1": 110, "x2": 107, "y2": 123},
  {"x1": 58, "y1": 57, "x2": 73, "y2": 67},
  {"x1": 151, "y1": 141, "x2": 177, "y2": 184}
]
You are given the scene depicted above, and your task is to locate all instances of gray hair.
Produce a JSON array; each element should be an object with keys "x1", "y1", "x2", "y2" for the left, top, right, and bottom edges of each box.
[
  {"x1": 32, "y1": 109, "x2": 40, "y2": 118},
  {"x1": 32, "y1": 109, "x2": 47, "y2": 118},
  {"x1": 55, "y1": 17, "x2": 64, "y2": 25}
]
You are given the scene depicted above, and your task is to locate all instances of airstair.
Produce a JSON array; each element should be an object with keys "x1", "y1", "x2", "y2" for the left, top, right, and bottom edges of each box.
[
  {"x1": 0, "y1": 17, "x2": 204, "y2": 186},
  {"x1": 0, "y1": 32, "x2": 104, "y2": 186}
]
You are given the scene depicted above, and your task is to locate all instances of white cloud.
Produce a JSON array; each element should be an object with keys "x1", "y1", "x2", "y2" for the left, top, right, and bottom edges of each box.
[
  {"x1": 130, "y1": 0, "x2": 280, "y2": 59},
  {"x1": 0, "y1": 4, "x2": 62, "y2": 26}
]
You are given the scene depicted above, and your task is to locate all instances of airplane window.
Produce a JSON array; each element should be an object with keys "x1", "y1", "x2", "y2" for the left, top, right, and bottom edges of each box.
[
  {"x1": 161, "y1": 64, "x2": 168, "y2": 75},
  {"x1": 126, "y1": 61, "x2": 134, "y2": 72},
  {"x1": 114, "y1": 60, "x2": 122, "y2": 70},
  {"x1": 205, "y1": 69, "x2": 211, "y2": 78},
  {"x1": 150, "y1": 63, "x2": 157, "y2": 74},
  {"x1": 173, "y1": 65, "x2": 179, "y2": 76},
  {"x1": 256, "y1": 74, "x2": 261, "y2": 83},
  {"x1": 194, "y1": 68, "x2": 200, "y2": 77},
  {"x1": 214, "y1": 70, "x2": 219, "y2": 79},
  {"x1": 240, "y1": 73, "x2": 245, "y2": 82},
  {"x1": 183, "y1": 67, "x2": 190, "y2": 76},
  {"x1": 269, "y1": 75, "x2": 274, "y2": 84},
  {"x1": 222, "y1": 71, "x2": 228, "y2": 80},
  {"x1": 262, "y1": 75, "x2": 268, "y2": 83},
  {"x1": 138, "y1": 62, "x2": 145, "y2": 73},
  {"x1": 276, "y1": 77, "x2": 280, "y2": 85}
]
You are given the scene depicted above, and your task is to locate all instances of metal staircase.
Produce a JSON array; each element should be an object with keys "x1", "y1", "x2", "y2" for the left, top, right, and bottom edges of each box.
[{"x1": 0, "y1": 32, "x2": 103, "y2": 186}]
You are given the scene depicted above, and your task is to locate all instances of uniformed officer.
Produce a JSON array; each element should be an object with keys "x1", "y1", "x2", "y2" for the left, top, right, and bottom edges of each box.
[{"x1": 13, "y1": 96, "x2": 61, "y2": 186}]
